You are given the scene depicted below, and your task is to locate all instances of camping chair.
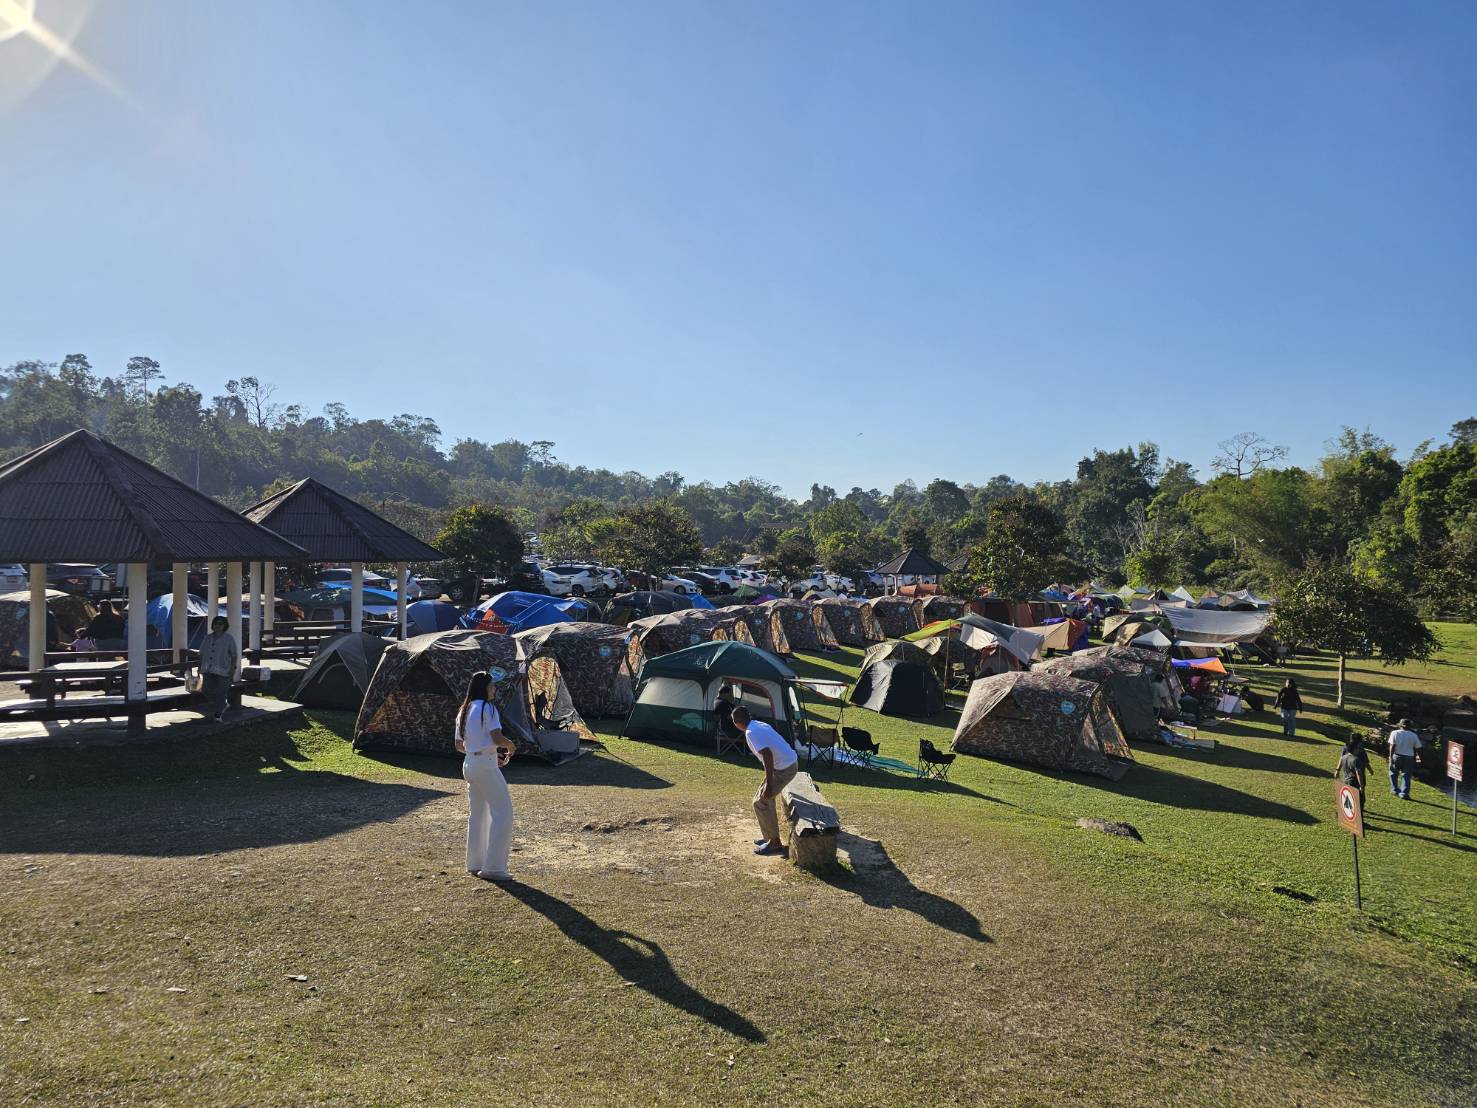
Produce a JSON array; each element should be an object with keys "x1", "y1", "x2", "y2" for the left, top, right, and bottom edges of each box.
[
  {"x1": 917, "y1": 738, "x2": 955, "y2": 781},
  {"x1": 948, "y1": 661, "x2": 972, "y2": 692},
  {"x1": 807, "y1": 723, "x2": 839, "y2": 773},
  {"x1": 841, "y1": 727, "x2": 879, "y2": 768}
]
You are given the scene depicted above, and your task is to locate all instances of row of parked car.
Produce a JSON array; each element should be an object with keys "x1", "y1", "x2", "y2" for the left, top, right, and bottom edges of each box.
[{"x1": 499, "y1": 560, "x2": 772, "y2": 599}]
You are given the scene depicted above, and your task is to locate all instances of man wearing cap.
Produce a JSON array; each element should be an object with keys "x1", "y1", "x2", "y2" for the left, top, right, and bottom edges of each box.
[
  {"x1": 1387, "y1": 719, "x2": 1422, "y2": 800},
  {"x1": 731, "y1": 706, "x2": 799, "y2": 856}
]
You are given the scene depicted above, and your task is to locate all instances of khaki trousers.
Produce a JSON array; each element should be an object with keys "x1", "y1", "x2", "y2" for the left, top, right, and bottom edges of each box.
[{"x1": 753, "y1": 763, "x2": 799, "y2": 843}]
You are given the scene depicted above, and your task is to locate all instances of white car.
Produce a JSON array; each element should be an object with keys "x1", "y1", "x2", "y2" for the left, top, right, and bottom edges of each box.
[
  {"x1": 657, "y1": 573, "x2": 701, "y2": 595},
  {"x1": 319, "y1": 566, "x2": 392, "y2": 590},
  {"x1": 698, "y1": 566, "x2": 747, "y2": 592},
  {"x1": 543, "y1": 564, "x2": 614, "y2": 598},
  {"x1": 0, "y1": 564, "x2": 27, "y2": 592}
]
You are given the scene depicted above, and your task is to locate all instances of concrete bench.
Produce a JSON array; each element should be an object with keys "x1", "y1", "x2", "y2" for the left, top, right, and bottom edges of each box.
[{"x1": 782, "y1": 771, "x2": 841, "y2": 871}]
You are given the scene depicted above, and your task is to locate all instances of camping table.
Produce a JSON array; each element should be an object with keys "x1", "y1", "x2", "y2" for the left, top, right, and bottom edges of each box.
[{"x1": 29, "y1": 662, "x2": 175, "y2": 707}]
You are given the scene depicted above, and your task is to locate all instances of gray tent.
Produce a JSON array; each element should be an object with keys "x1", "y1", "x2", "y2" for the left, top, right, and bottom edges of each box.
[
  {"x1": 1031, "y1": 650, "x2": 1160, "y2": 742},
  {"x1": 293, "y1": 632, "x2": 392, "y2": 710}
]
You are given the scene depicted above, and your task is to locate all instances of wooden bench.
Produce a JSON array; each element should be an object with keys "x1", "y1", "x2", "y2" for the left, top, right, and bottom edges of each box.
[
  {"x1": 0, "y1": 676, "x2": 270, "y2": 734},
  {"x1": 781, "y1": 771, "x2": 841, "y2": 871}
]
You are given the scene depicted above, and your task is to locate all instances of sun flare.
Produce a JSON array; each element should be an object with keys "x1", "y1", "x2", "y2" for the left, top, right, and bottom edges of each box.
[{"x1": 0, "y1": 0, "x2": 124, "y2": 98}]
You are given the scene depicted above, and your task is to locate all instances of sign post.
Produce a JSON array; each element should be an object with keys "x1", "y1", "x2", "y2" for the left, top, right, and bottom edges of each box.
[
  {"x1": 1335, "y1": 782, "x2": 1364, "y2": 910},
  {"x1": 1448, "y1": 742, "x2": 1465, "y2": 837}
]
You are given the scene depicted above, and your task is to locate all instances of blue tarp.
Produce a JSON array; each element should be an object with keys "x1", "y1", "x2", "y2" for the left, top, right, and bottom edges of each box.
[
  {"x1": 688, "y1": 593, "x2": 715, "y2": 609},
  {"x1": 459, "y1": 591, "x2": 595, "y2": 633},
  {"x1": 146, "y1": 592, "x2": 211, "y2": 649},
  {"x1": 407, "y1": 599, "x2": 463, "y2": 637}
]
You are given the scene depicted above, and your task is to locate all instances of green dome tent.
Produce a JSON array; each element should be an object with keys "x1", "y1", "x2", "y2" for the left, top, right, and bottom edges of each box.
[{"x1": 622, "y1": 641, "x2": 806, "y2": 748}]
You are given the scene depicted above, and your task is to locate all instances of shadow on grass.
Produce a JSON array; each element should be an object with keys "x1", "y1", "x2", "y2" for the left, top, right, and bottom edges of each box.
[
  {"x1": 820, "y1": 832, "x2": 992, "y2": 943},
  {"x1": 1099, "y1": 761, "x2": 1319, "y2": 824},
  {"x1": 359, "y1": 748, "x2": 673, "y2": 790},
  {"x1": 499, "y1": 880, "x2": 765, "y2": 1043},
  {"x1": 813, "y1": 760, "x2": 1008, "y2": 804},
  {"x1": 1194, "y1": 742, "x2": 1336, "y2": 780}
]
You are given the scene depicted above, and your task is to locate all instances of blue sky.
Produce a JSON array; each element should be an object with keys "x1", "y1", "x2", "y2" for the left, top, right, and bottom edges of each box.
[{"x1": 2, "y1": 0, "x2": 1474, "y2": 497}]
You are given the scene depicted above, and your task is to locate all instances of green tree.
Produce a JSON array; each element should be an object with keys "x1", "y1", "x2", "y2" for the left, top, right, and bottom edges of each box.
[
  {"x1": 593, "y1": 500, "x2": 702, "y2": 579},
  {"x1": 1273, "y1": 561, "x2": 1439, "y2": 707},
  {"x1": 1063, "y1": 443, "x2": 1160, "y2": 576},
  {"x1": 957, "y1": 495, "x2": 1066, "y2": 599},
  {"x1": 125, "y1": 356, "x2": 164, "y2": 402},
  {"x1": 769, "y1": 529, "x2": 818, "y2": 583},
  {"x1": 1189, "y1": 469, "x2": 1328, "y2": 577},
  {"x1": 434, "y1": 504, "x2": 525, "y2": 576}
]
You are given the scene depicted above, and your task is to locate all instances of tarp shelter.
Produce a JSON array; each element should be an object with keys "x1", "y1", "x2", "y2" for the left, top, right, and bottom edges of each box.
[
  {"x1": 1032, "y1": 651, "x2": 1160, "y2": 742},
  {"x1": 0, "y1": 589, "x2": 95, "y2": 668},
  {"x1": 515, "y1": 621, "x2": 644, "y2": 718},
  {"x1": 1170, "y1": 587, "x2": 1197, "y2": 604},
  {"x1": 353, "y1": 630, "x2": 592, "y2": 761},
  {"x1": 813, "y1": 597, "x2": 882, "y2": 647},
  {"x1": 904, "y1": 619, "x2": 989, "y2": 680},
  {"x1": 623, "y1": 641, "x2": 805, "y2": 746},
  {"x1": 460, "y1": 591, "x2": 595, "y2": 634},
  {"x1": 293, "y1": 632, "x2": 391, "y2": 710},
  {"x1": 629, "y1": 607, "x2": 756, "y2": 659},
  {"x1": 146, "y1": 591, "x2": 210, "y2": 649},
  {"x1": 958, "y1": 614, "x2": 1044, "y2": 666},
  {"x1": 1131, "y1": 628, "x2": 1172, "y2": 650},
  {"x1": 952, "y1": 672, "x2": 1133, "y2": 780},
  {"x1": 1173, "y1": 656, "x2": 1227, "y2": 676},
  {"x1": 406, "y1": 599, "x2": 462, "y2": 637},
  {"x1": 1162, "y1": 606, "x2": 1271, "y2": 645},
  {"x1": 868, "y1": 595, "x2": 923, "y2": 638},
  {"x1": 851, "y1": 640, "x2": 944, "y2": 716},
  {"x1": 282, "y1": 586, "x2": 399, "y2": 622},
  {"x1": 1218, "y1": 589, "x2": 1273, "y2": 610},
  {"x1": 606, "y1": 590, "x2": 695, "y2": 626},
  {"x1": 764, "y1": 598, "x2": 837, "y2": 652}
]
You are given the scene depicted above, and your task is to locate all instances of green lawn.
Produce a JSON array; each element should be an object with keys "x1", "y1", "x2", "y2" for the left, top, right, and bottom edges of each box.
[{"x1": 2, "y1": 627, "x2": 1474, "y2": 1105}]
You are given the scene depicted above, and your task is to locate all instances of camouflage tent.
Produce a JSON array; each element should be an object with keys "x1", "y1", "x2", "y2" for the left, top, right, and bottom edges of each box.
[
  {"x1": 725, "y1": 604, "x2": 790, "y2": 656},
  {"x1": 914, "y1": 627, "x2": 984, "y2": 681},
  {"x1": 868, "y1": 595, "x2": 923, "y2": 638},
  {"x1": 920, "y1": 595, "x2": 967, "y2": 624},
  {"x1": 813, "y1": 597, "x2": 882, "y2": 647},
  {"x1": 0, "y1": 589, "x2": 96, "y2": 668},
  {"x1": 353, "y1": 629, "x2": 592, "y2": 760},
  {"x1": 629, "y1": 608, "x2": 756, "y2": 659},
  {"x1": 515, "y1": 621, "x2": 644, "y2": 718},
  {"x1": 764, "y1": 598, "x2": 838, "y2": 652},
  {"x1": 1031, "y1": 651, "x2": 1160, "y2": 742},
  {"x1": 951, "y1": 671, "x2": 1133, "y2": 780}
]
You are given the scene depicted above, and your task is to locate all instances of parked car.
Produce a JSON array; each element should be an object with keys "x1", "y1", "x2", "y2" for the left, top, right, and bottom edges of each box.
[
  {"x1": 625, "y1": 570, "x2": 701, "y2": 595},
  {"x1": 673, "y1": 568, "x2": 723, "y2": 596},
  {"x1": 318, "y1": 566, "x2": 392, "y2": 589},
  {"x1": 46, "y1": 564, "x2": 111, "y2": 597},
  {"x1": 543, "y1": 563, "x2": 619, "y2": 598},
  {"x1": 697, "y1": 566, "x2": 747, "y2": 593},
  {"x1": 0, "y1": 564, "x2": 27, "y2": 592}
]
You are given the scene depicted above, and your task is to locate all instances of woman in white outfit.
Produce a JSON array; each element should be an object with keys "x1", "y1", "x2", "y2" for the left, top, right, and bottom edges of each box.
[{"x1": 453, "y1": 671, "x2": 516, "y2": 881}]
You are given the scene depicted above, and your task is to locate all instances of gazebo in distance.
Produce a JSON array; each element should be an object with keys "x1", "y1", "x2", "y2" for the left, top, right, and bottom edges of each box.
[
  {"x1": 0, "y1": 429, "x2": 307, "y2": 732},
  {"x1": 874, "y1": 548, "x2": 951, "y2": 595},
  {"x1": 242, "y1": 478, "x2": 445, "y2": 643}
]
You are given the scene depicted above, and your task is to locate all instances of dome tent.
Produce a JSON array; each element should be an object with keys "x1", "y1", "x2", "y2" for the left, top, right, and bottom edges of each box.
[
  {"x1": 407, "y1": 599, "x2": 462, "y2": 637},
  {"x1": 850, "y1": 640, "x2": 944, "y2": 716},
  {"x1": 1031, "y1": 650, "x2": 1160, "y2": 742},
  {"x1": 628, "y1": 607, "x2": 755, "y2": 659},
  {"x1": 951, "y1": 672, "x2": 1133, "y2": 780},
  {"x1": 515, "y1": 621, "x2": 645, "y2": 718},
  {"x1": 460, "y1": 591, "x2": 595, "y2": 634},
  {"x1": 353, "y1": 630, "x2": 592, "y2": 762},
  {"x1": 725, "y1": 603, "x2": 791, "y2": 656},
  {"x1": 867, "y1": 595, "x2": 924, "y2": 638},
  {"x1": 763, "y1": 598, "x2": 837, "y2": 652},
  {"x1": 294, "y1": 632, "x2": 392, "y2": 710},
  {"x1": 623, "y1": 641, "x2": 805, "y2": 747},
  {"x1": 0, "y1": 589, "x2": 96, "y2": 667},
  {"x1": 813, "y1": 597, "x2": 882, "y2": 647},
  {"x1": 605, "y1": 590, "x2": 695, "y2": 627}
]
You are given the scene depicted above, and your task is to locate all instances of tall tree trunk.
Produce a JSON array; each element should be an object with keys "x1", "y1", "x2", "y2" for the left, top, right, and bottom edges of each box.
[{"x1": 1337, "y1": 653, "x2": 1346, "y2": 708}]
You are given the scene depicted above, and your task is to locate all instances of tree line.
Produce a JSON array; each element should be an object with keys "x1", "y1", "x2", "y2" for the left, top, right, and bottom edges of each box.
[{"x1": 3, "y1": 355, "x2": 1474, "y2": 620}]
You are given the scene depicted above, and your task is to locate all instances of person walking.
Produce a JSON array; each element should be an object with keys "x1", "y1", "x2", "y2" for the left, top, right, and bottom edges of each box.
[
  {"x1": 1273, "y1": 678, "x2": 1303, "y2": 737},
  {"x1": 198, "y1": 616, "x2": 238, "y2": 723},
  {"x1": 1336, "y1": 733, "x2": 1370, "y2": 809},
  {"x1": 732, "y1": 706, "x2": 799, "y2": 857},
  {"x1": 1387, "y1": 719, "x2": 1422, "y2": 800},
  {"x1": 453, "y1": 671, "x2": 516, "y2": 881}
]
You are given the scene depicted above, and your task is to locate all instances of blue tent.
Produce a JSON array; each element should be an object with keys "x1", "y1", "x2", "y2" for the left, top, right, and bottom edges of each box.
[
  {"x1": 146, "y1": 592, "x2": 211, "y2": 649},
  {"x1": 407, "y1": 599, "x2": 463, "y2": 637},
  {"x1": 688, "y1": 593, "x2": 715, "y2": 610},
  {"x1": 459, "y1": 591, "x2": 595, "y2": 633}
]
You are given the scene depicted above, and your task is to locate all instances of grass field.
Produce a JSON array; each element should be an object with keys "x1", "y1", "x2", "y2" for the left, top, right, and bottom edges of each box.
[{"x1": 2, "y1": 627, "x2": 1475, "y2": 1106}]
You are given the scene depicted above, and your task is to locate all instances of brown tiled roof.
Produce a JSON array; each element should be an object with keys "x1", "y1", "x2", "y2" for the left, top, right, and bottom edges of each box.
[
  {"x1": 243, "y1": 478, "x2": 444, "y2": 563},
  {"x1": 0, "y1": 430, "x2": 308, "y2": 563}
]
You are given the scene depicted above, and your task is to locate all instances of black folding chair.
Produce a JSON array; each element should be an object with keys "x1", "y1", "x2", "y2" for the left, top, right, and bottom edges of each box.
[
  {"x1": 806, "y1": 724, "x2": 839, "y2": 773},
  {"x1": 917, "y1": 738, "x2": 955, "y2": 781},
  {"x1": 841, "y1": 726, "x2": 879, "y2": 768}
]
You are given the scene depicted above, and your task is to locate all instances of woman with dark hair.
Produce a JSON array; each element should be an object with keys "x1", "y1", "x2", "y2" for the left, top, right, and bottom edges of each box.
[
  {"x1": 1273, "y1": 677, "x2": 1302, "y2": 737},
  {"x1": 453, "y1": 671, "x2": 516, "y2": 881},
  {"x1": 1336, "y1": 732, "x2": 1370, "y2": 808},
  {"x1": 86, "y1": 600, "x2": 126, "y2": 651}
]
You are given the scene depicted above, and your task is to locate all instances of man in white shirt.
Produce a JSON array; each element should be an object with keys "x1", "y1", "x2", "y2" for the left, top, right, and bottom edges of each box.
[
  {"x1": 732, "y1": 706, "x2": 799, "y2": 856},
  {"x1": 1387, "y1": 719, "x2": 1422, "y2": 800}
]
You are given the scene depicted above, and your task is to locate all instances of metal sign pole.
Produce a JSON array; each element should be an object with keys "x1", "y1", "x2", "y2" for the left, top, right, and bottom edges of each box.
[{"x1": 1352, "y1": 835, "x2": 1361, "y2": 911}]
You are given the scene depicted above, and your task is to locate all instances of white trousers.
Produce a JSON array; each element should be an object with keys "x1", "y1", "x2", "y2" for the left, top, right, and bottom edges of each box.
[{"x1": 463, "y1": 754, "x2": 513, "y2": 876}]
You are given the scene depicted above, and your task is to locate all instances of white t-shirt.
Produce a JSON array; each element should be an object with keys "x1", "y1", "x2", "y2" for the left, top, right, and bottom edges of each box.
[
  {"x1": 1388, "y1": 728, "x2": 1422, "y2": 758},
  {"x1": 458, "y1": 700, "x2": 503, "y2": 755},
  {"x1": 744, "y1": 719, "x2": 798, "y2": 772}
]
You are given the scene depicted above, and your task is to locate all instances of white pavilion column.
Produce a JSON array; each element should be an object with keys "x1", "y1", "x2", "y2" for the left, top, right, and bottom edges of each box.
[
  {"x1": 204, "y1": 562, "x2": 218, "y2": 623},
  {"x1": 350, "y1": 562, "x2": 364, "y2": 633},
  {"x1": 27, "y1": 563, "x2": 46, "y2": 670},
  {"x1": 126, "y1": 562, "x2": 148, "y2": 700},
  {"x1": 226, "y1": 561, "x2": 243, "y2": 679},
  {"x1": 248, "y1": 561, "x2": 263, "y2": 657},
  {"x1": 171, "y1": 563, "x2": 188, "y2": 665},
  {"x1": 396, "y1": 562, "x2": 408, "y2": 639},
  {"x1": 263, "y1": 562, "x2": 276, "y2": 642}
]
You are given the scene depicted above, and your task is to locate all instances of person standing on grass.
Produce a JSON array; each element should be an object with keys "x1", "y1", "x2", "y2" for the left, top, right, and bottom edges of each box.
[
  {"x1": 453, "y1": 671, "x2": 516, "y2": 881},
  {"x1": 198, "y1": 616, "x2": 238, "y2": 723},
  {"x1": 1336, "y1": 733, "x2": 1370, "y2": 809},
  {"x1": 1387, "y1": 719, "x2": 1422, "y2": 800},
  {"x1": 732, "y1": 706, "x2": 798, "y2": 857},
  {"x1": 1274, "y1": 677, "x2": 1303, "y2": 737}
]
